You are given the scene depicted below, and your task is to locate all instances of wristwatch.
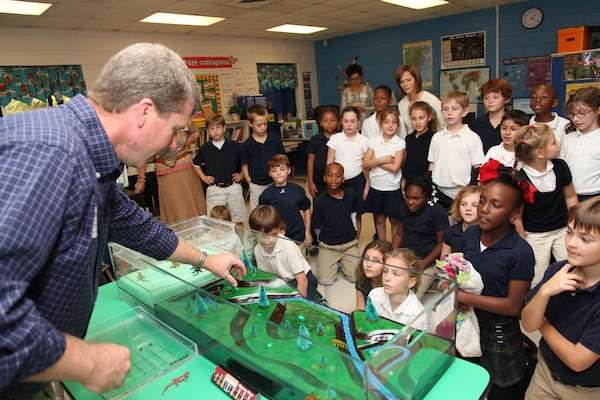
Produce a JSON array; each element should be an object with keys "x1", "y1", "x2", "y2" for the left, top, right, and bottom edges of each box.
[{"x1": 191, "y1": 251, "x2": 207, "y2": 275}]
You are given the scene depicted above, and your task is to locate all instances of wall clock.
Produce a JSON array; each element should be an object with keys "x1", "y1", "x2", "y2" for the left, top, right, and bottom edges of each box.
[{"x1": 521, "y1": 7, "x2": 543, "y2": 29}]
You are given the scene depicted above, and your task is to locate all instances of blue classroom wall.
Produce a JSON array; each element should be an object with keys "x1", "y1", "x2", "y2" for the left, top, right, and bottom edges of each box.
[{"x1": 314, "y1": 0, "x2": 600, "y2": 108}]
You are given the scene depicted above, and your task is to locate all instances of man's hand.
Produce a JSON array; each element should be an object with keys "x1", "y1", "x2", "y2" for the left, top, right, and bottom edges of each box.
[
  {"x1": 81, "y1": 342, "x2": 131, "y2": 393},
  {"x1": 204, "y1": 253, "x2": 246, "y2": 287},
  {"x1": 25, "y1": 335, "x2": 130, "y2": 395}
]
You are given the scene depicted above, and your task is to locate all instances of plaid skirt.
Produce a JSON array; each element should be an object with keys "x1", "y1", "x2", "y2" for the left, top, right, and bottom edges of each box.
[{"x1": 479, "y1": 315, "x2": 526, "y2": 387}]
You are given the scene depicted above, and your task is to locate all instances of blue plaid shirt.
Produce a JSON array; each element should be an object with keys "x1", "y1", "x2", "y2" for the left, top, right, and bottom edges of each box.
[{"x1": 0, "y1": 95, "x2": 179, "y2": 399}]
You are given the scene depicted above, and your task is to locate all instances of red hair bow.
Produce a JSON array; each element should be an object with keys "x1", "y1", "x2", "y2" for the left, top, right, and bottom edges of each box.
[
  {"x1": 479, "y1": 159, "x2": 514, "y2": 184},
  {"x1": 519, "y1": 180, "x2": 537, "y2": 203}
]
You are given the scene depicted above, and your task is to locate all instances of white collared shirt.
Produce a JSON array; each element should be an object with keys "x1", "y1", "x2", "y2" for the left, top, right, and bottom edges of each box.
[
  {"x1": 522, "y1": 160, "x2": 557, "y2": 192},
  {"x1": 368, "y1": 288, "x2": 426, "y2": 329},
  {"x1": 530, "y1": 113, "x2": 570, "y2": 143},
  {"x1": 561, "y1": 128, "x2": 600, "y2": 195},
  {"x1": 327, "y1": 131, "x2": 369, "y2": 179},
  {"x1": 362, "y1": 112, "x2": 407, "y2": 140},
  {"x1": 367, "y1": 134, "x2": 406, "y2": 190},
  {"x1": 428, "y1": 124, "x2": 484, "y2": 199},
  {"x1": 254, "y1": 234, "x2": 311, "y2": 281}
]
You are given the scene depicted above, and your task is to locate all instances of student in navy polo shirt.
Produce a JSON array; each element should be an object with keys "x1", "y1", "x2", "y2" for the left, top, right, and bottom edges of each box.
[
  {"x1": 522, "y1": 197, "x2": 600, "y2": 399},
  {"x1": 259, "y1": 154, "x2": 312, "y2": 246},
  {"x1": 193, "y1": 114, "x2": 246, "y2": 226},
  {"x1": 312, "y1": 162, "x2": 362, "y2": 286},
  {"x1": 458, "y1": 173, "x2": 534, "y2": 399},
  {"x1": 241, "y1": 104, "x2": 285, "y2": 211}
]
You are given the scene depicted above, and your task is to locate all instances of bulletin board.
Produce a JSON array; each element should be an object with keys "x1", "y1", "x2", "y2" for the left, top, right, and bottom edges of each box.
[
  {"x1": 192, "y1": 74, "x2": 221, "y2": 127},
  {"x1": 550, "y1": 50, "x2": 600, "y2": 114}
]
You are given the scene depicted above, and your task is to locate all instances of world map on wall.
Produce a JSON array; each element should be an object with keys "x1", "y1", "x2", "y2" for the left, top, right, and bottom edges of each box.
[{"x1": 439, "y1": 68, "x2": 489, "y2": 102}]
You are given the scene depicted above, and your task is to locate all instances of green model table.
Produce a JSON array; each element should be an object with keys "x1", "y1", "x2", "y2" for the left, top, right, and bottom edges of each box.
[{"x1": 63, "y1": 282, "x2": 489, "y2": 400}]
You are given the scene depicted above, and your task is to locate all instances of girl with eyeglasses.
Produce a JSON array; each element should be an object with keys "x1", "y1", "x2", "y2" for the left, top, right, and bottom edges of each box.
[{"x1": 561, "y1": 87, "x2": 600, "y2": 201}]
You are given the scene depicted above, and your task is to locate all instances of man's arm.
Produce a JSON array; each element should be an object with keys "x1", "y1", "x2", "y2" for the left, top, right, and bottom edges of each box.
[
  {"x1": 25, "y1": 334, "x2": 130, "y2": 394},
  {"x1": 168, "y1": 239, "x2": 246, "y2": 287}
]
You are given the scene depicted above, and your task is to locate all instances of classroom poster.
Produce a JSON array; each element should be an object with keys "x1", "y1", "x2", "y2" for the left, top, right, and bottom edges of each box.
[
  {"x1": 192, "y1": 74, "x2": 221, "y2": 127},
  {"x1": 502, "y1": 55, "x2": 551, "y2": 98}
]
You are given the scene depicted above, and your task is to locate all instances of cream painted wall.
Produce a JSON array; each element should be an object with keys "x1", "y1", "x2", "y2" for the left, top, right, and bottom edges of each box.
[{"x1": 0, "y1": 27, "x2": 318, "y2": 119}]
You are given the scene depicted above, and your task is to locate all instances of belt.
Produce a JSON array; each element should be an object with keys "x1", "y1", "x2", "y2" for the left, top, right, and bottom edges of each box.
[
  {"x1": 214, "y1": 182, "x2": 233, "y2": 187},
  {"x1": 550, "y1": 370, "x2": 598, "y2": 388},
  {"x1": 155, "y1": 152, "x2": 189, "y2": 167}
]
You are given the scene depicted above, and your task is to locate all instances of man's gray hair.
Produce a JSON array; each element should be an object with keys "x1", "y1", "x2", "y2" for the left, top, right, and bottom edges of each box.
[{"x1": 87, "y1": 43, "x2": 200, "y2": 117}]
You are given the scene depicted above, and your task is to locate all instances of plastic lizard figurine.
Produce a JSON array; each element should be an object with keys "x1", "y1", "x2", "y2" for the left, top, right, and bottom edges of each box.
[{"x1": 161, "y1": 371, "x2": 190, "y2": 396}]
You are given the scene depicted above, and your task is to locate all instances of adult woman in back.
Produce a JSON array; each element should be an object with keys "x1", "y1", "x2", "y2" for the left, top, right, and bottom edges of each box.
[
  {"x1": 340, "y1": 63, "x2": 374, "y2": 130},
  {"x1": 395, "y1": 64, "x2": 445, "y2": 134}
]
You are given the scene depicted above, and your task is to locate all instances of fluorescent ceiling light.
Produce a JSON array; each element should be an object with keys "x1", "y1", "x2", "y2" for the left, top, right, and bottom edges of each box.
[
  {"x1": 381, "y1": 0, "x2": 448, "y2": 10},
  {"x1": 267, "y1": 24, "x2": 327, "y2": 35},
  {"x1": 0, "y1": 0, "x2": 52, "y2": 16},
  {"x1": 141, "y1": 13, "x2": 224, "y2": 26}
]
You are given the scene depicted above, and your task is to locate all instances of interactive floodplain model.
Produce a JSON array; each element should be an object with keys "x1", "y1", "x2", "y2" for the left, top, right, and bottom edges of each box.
[{"x1": 108, "y1": 216, "x2": 459, "y2": 400}]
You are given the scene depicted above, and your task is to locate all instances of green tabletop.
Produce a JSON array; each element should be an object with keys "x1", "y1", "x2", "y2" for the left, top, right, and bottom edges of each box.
[{"x1": 63, "y1": 282, "x2": 489, "y2": 399}]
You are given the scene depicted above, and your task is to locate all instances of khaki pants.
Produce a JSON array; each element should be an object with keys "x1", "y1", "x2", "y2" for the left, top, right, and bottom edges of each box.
[
  {"x1": 525, "y1": 227, "x2": 568, "y2": 288},
  {"x1": 248, "y1": 182, "x2": 272, "y2": 212},
  {"x1": 525, "y1": 349, "x2": 599, "y2": 400},
  {"x1": 315, "y1": 239, "x2": 360, "y2": 285}
]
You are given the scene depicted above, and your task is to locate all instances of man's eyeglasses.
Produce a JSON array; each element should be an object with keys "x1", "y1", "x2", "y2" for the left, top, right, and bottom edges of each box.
[{"x1": 568, "y1": 109, "x2": 594, "y2": 120}]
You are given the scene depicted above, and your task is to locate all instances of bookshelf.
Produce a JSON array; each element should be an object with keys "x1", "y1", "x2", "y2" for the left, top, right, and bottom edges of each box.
[{"x1": 197, "y1": 120, "x2": 249, "y2": 146}]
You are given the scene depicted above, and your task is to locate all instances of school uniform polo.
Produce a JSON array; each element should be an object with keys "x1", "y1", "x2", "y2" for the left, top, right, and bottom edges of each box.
[
  {"x1": 561, "y1": 128, "x2": 600, "y2": 196},
  {"x1": 362, "y1": 112, "x2": 407, "y2": 140},
  {"x1": 356, "y1": 280, "x2": 374, "y2": 303},
  {"x1": 327, "y1": 131, "x2": 369, "y2": 180},
  {"x1": 254, "y1": 234, "x2": 312, "y2": 281},
  {"x1": 530, "y1": 113, "x2": 570, "y2": 143},
  {"x1": 403, "y1": 129, "x2": 434, "y2": 180},
  {"x1": 399, "y1": 202, "x2": 449, "y2": 260},
  {"x1": 193, "y1": 139, "x2": 241, "y2": 184},
  {"x1": 469, "y1": 112, "x2": 502, "y2": 153},
  {"x1": 428, "y1": 125, "x2": 485, "y2": 199},
  {"x1": 259, "y1": 182, "x2": 311, "y2": 242},
  {"x1": 241, "y1": 133, "x2": 285, "y2": 185},
  {"x1": 517, "y1": 158, "x2": 572, "y2": 232},
  {"x1": 483, "y1": 144, "x2": 516, "y2": 168},
  {"x1": 307, "y1": 132, "x2": 330, "y2": 191},
  {"x1": 368, "y1": 288, "x2": 425, "y2": 329},
  {"x1": 461, "y1": 225, "x2": 534, "y2": 320},
  {"x1": 525, "y1": 260, "x2": 600, "y2": 387},
  {"x1": 367, "y1": 134, "x2": 406, "y2": 191},
  {"x1": 313, "y1": 189, "x2": 360, "y2": 246},
  {"x1": 442, "y1": 223, "x2": 465, "y2": 253}
]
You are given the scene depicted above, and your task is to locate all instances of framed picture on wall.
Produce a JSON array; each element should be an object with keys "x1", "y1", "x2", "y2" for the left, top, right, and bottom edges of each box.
[
  {"x1": 233, "y1": 68, "x2": 244, "y2": 84},
  {"x1": 441, "y1": 31, "x2": 486, "y2": 69},
  {"x1": 245, "y1": 73, "x2": 256, "y2": 91},
  {"x1": 221, "y1": 73, "x2": 233, "y2": 91},
  {"x1": 439, "y1": 66, "x2": 490, "y2": 103},
  {"x1": 301, "y1": 120, "x2": 318, "y2": 138},
  {"x1": 403, "y1": 40, "x2": 433, "y2": 89}
]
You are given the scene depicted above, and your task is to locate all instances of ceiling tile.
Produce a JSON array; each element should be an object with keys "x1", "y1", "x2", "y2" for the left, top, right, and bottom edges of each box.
[{"x1": 0, "y1": 0, "x2": 527, "y2": 41}]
